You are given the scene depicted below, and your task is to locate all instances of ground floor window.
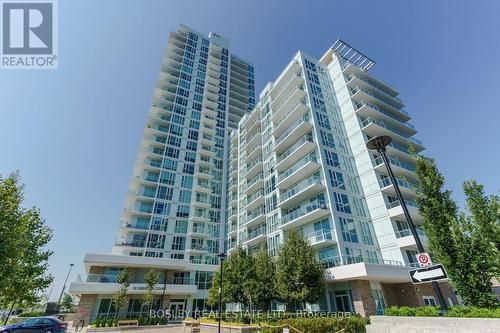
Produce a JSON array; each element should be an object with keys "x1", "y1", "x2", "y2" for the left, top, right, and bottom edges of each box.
[
  {"x1": 423, "y1": 296, "x2": 436, "y2": 306},
  {"x1": 96, "y1": 298, "x2": 117, "y2": 318},
  {"x1": 127, "y1": 298, "x2": 161, "y2": 317},
  {"x1": 328, "y1": 290, "x2": 353, "y2": 313}
]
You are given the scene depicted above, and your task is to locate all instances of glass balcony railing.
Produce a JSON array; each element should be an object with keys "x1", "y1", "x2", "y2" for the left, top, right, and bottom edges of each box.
[
  {"x1": 81, "y1": 274, "x2": 195, "y2": 285},
  {"x1": 347, "y1": 74, "x2": 402, "y2": 102},
  {"x1": 242, "y1": 227, "x2": 266, "y2": 242},
  {"x1": 361, "y1": 118, "x2": 422, "y2": 145},
  {"x1": 386, "y1": 199, "x2": 419, "y2": 209},
  {"x1": 276, "y1": 135, "x2": 314, "y2": 164},
  {"x1": 373, "y1": 155, "x2": 416, "y2": 173},
  {"x1": 244, "y1": 156, "x2": 262, "y2": 174},
  {"x1": 281, "y1": 199, "x2": 328, "y2": 224},
  {"x1": 275, "y1": 114, "x2": 311, "y2": 146},
  {"x1": 114, "y1": 241, "x2": 145, "y2": 248},
  {"x1": 380, "y1": 177, "x2": 420, "y2": 192},
  {"x1": 280, "y1": 176, "x2": 322, "y2": 202},
  {"x1": 278, "y1": 154, "x2": 318, "y2": 183},
  {"x1": 246, "y1": 173, "x2": 263, "y2": 189},
  {"x1": 246, "y1": 206, "x2": 265, "y2": 222},
  {"x1": 245, "y1": 189, "x2": 265, "y2": 207},
  {"x1": 395, "y1": 227, "x2": 426, "y2": 239},
  {"x1": 354, "y1": 101, "x2": 414, "y2": 129},
  {"x1": 320, "y1": 256, "x2": 404, "y2": 269},
  {"x1": 351, "y1": 87, "x2": 405, "y2": 112},
  {"x1": 306, "y1": 229, "x2": 334, "y2": 245},
  {"x1": 274, "y1": 99, "x2": 309, "y2": 130}
]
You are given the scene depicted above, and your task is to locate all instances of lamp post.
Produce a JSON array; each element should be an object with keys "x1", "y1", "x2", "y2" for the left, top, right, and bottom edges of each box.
[
  {"x1": 57, "y1": 263, "x2": 75, "y2": 308},
  {"x1": 217, "y1": 253, "x2": 226, "y2": 333},
  {"x1": 366, "y1": 135, "x2": 447, "y2": 311}
]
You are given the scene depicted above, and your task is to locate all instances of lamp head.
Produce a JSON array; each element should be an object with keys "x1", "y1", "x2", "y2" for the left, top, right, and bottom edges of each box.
[{"x1": 366, "y1": 135, "x2": 392, "y2": 151}]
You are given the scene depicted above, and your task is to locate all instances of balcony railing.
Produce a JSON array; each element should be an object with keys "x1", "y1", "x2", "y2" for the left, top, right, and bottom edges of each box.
[
  {"x1": 320, "y1": 255, "x2": 404, "y2": 269},
  {"x1": 306, "y1": 229, "x2": 334, "y2": 245},
  {"x1": 354, "y1": 101, "x2": 414, "y2": 129},
  {"x1": 246, "y1": 206, "x2": 265, "y2": 221},
  {"x1": 380, "y1": 177, "x2": 420, "y2": 192},
  {"x1": 243, "y1": 226, "x2": 266, "y2": 242},
  {"x1": 114, "y1": 241, "x2": 145, "y2": 248},
  {"x1": 278, "y1": 153, "x2": 318, "y2": 183},
  {"x1": 276, "y1": 135, "x2": 314, "y2": 164},
  {"x1": 274, "y1": 114, "x2": 311, "y2": 146},
  {"x1": 281, "y1": 199, "x2": 327, "y2": 224},
  {"x1": 351, "y1": 86, "x2": 405, "y2": 112},
  {"x1": 245, "y1": 189, "x2": 265, "y2": 207},
  {"x1": 373, "y1": 155, "x2": 416, "y2": 173},
  {"x1": 361, "y1": 118, "x2": 422, "y2": 146},
  {"x1": 80, "y1": 274, "x2": 195, "y2": 285},
  {"x1": 386, "y1": 199, "x2": 419, "y2": 209},
  {"x1": 395, "y1": 227, "x2": 426, "y2": 239},
  {"x1": 280, "y1": 176, "x2": 322, "y2": 202}
]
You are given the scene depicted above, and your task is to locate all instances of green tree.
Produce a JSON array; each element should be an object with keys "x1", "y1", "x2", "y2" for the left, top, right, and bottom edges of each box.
[
  {"x1": 414, "y1": 155, "x2": 499, "y2": 308},
  {"x1": 207, "y1": 247, "x2": 255, "y2": 308},
  {"x1": 275, "y1": 231, "x2": 324, "y2": 310},
  {"x1": 61, "y1": 293, "x2": 74, "y2": 312},
  {"x1": 0, "y1": 172, "x2": 54, "y2": 324},
  {"x1": 112, "y1": 269, "x2": 130, "y2": 317},
  {"x1": 142, "y1": 269, "x2": 160, "y2": 313},
  {"x1": 253, "y1": 250, "x2": 276, "y2": 311}
]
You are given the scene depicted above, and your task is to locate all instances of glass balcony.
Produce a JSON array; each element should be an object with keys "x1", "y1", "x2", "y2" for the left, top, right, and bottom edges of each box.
[
  {"x1": 361, "y1": 118, "x2": 422, "y2": 146},
  {"x1": 373, "y1": 155, "x2": 416, "y2": 173},
  {"x1": 306, "y1": 229, "x2": 335, "y2": 246},
  {"x1": 281, "y1": 199, "x2": 328, "y2": 225},
  {"x1": 274, "y1": 114, "x2": 312, "y2": 148},
  {"x1": 380, "y1": 177, "x2": 420, "y2": 192},
  {"x1": 280, "y1": 176, "x2": 323, "y2": 202},
  {"x1": 276, "y1": 135, "x2": 314, "y2": 164}
]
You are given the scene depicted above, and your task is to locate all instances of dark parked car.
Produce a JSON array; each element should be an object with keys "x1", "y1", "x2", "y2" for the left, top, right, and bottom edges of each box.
[{"x1": 0, "y1": 317, "x2": 67, "y2": 333}]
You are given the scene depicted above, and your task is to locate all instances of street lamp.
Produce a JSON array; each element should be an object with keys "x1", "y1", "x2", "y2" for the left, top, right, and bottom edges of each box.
[
  {"x1": 217, "y1": 253, "x2": 226, "y2": 333},
  {"x1": 366, "y1": 135, "x2": 448, "y2": 311},
  {"x1": 57, "y1": 263, "x2": 74, "y2": 308}
]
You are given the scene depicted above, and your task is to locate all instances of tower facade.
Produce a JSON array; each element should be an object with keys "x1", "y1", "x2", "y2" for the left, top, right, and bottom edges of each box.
[
  {"x1": 69, "y1": 25, "x2": 255, "y2": 322},
  {"x1": 226, "y1": 41, "x2": 456, "y2": 314}
]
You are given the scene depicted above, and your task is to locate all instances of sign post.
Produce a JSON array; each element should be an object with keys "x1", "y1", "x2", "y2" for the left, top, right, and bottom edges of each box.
[{"x1": 409, "y1": 264, "x2": 448, "y2": 284}]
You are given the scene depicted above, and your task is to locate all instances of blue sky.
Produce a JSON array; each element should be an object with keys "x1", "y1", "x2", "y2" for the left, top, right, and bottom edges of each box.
[{"x1": 0, "y1": 0, "x2": 499, "y2": 300}]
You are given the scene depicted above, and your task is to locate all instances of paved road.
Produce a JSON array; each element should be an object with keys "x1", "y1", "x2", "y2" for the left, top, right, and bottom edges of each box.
[{"x1": 66, "y1": 324, "x2": 185, "y2": 333}]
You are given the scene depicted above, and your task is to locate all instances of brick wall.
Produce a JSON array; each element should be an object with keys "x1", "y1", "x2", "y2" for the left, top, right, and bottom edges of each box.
[
  {"x1": 382, "y1": 282, "x2": 458, "y2": 307},
  {"x1": 73, "y1": 294, "x2": 96, "y2": 326}
]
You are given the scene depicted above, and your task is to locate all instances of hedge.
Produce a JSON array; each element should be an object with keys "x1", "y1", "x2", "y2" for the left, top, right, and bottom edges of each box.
[
  {"x1": 260, "y1": 317, "x2": 369, "y2": 333},
  {"x1": 90, "y1": 316, "x2": 168, "y2": 327},
  {"x1": 18, "y1": 311, "x2": 45, "y2": 317},
  {"x1": 384, "y1": 306, "x2": 500, "y2": 318}
]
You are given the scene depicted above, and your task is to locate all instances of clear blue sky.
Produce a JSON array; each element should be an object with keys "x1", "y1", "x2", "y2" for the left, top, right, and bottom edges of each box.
[{"x1": 1, "y1": 0, "x2": 499, "y2": 301}]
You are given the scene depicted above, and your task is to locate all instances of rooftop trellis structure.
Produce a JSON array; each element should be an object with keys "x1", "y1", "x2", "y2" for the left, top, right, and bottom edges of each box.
[{"x1": 331, "y1": 39, "x2": 375, "y2": 71}]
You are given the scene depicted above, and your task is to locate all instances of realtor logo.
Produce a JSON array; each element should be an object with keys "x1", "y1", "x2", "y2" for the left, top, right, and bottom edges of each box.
[{"x1": 1, "y1": 0, "x2": 58, "y2": 69}]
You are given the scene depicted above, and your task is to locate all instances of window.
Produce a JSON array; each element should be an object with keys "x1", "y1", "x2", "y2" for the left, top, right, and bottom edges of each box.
[
  {"x1": 183, "y1": 163, "x2": 194, "y2": 174},
  {"x1": 324, "y1": 150, "x2": 340, "y2": 168},
  {"x1": 171, "y1": 236, "x2": 186, "y2": 251},
  {"x1": 174, "y1": 220, "x2": 188, "y2": 234},
  {"x1": 360, "y1": 222, "x2": 374, "y2": 245},
  {"x1": 328, "y1": 170, "x2": 345, "y2": 189},
  {"x1": 423, "y1": 296, "x2": 436, "y2": 306},
  {"x1": 339, "y1": 217, "x2": 358, "y2": 243},
  {"x1": 320, "y1": 131, "x2": 335, "y2": 148},
  {"x1": 165, "y1": 147, "x2": 179, "y2": 158},
  {"x1": 160, "y1": 171, "x2": 175, "y2": 185},
  {"x1": 181, "y1": 175, "x2": 193, "y2": 188},
  {"x1": 178, "y1": 190, "x2": 192, "y2": 203},
  {"x1": 163, "y1": 159, "x2": 177, "y2": 171},
  {"x1": 333, "y1": 192, "x2": 351, "y2": 214},
  {"x1": 157, "y1": 186, "x2": 173, "y2": 200},
  {"x1": 176, "y1": 205, "x2": 190, "y2": 218},
  {"x1": 185, "y1": 152, "x2": 196, "y2": 162},
  {"x1": 316, "y1": 112, "x2": 331, "y2": 129}
]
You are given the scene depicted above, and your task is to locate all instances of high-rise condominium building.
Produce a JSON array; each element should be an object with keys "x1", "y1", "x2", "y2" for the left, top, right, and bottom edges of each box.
[
  {"x1": 226, "y1": 40, "x2": 457, "y2": 315},
  {"x1": 69, "y1": 25, "x2": 255, "y2": 323}
]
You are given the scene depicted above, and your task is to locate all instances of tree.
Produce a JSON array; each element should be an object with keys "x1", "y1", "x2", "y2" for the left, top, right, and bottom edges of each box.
[
  {"x1": 142, "y1": 269, "x2": 160, "y2": 313},
  {"x1": 61, "y1": 293, "x2": 74, "y2": 312},
  {"x1": 253, "y1": 250, "x2": 276, "y2": 311},
  {"x1": 275, "y1": 231, "x2": 324, "y2": 310},
  {"x1": 112, "y1": 269, "x2": 130, "y2": 317},
  {"x1": 414, "y1": 155, "x2": 499, "y2": 308},
  {"x1": 0, "y1": 172, "x2": 54, "y2": 324},
  {"x1": 207, "y1": 246, "x2": 255, "y2": 308}
]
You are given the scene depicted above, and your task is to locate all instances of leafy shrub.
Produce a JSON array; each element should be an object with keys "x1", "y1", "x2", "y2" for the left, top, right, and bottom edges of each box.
[
  {"x1": 261, "y1": 316, "x2": 369, "y2": 333},
  {"x1": 18, "y1": 312, "x2": 44, "y2": 317},
  {"x1": 385, "y1": 306, "x2": 500, "y2": 318},
  {"x1": 445, "y1": 306, "x2": 500, "y2": 318}
]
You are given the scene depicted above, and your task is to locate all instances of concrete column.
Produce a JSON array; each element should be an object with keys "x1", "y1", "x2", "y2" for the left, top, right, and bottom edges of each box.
[{"x1": 351, "y1": 280, "x2": 377, "y2": 316}]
